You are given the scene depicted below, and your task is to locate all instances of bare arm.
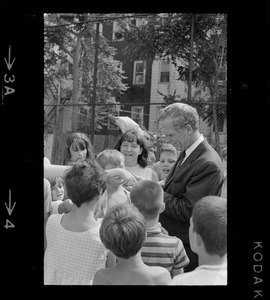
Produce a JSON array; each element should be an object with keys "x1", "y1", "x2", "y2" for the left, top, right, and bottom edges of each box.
[
  {"x1": 171, "y1": 267, "x2": 184, "y2": 278},
  {"x1": 44, "y1": 164, "x2": 71, "y2": 178}
]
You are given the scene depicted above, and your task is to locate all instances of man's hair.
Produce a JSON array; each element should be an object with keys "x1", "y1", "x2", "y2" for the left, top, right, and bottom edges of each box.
[
  {"x1": 100, "y1": 203, "x2": 146, "y2": 259},
  {"x1": 114, "y1": 130, "x2": 149, "y2": 168},
  {"x1": 192, "y1": 196, "x2": 227, "y2": 257},
  {"x1": 158, "y1": 102, "x2": 199, "y2": 131},
  {"x1": 96, "y1": 149, "x2": 124, "y2": 169},
  {"x1": 64, "y1": 161, "x2": 106, "y2": 207},
  {"x1": 130, "y1": 180, "x2": 164, "y2": 220}
]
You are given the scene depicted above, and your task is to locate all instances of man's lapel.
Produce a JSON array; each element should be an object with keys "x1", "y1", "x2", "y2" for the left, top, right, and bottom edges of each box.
[{"x1": 163, "y1": 141, "x2": 207, "y2": 189}]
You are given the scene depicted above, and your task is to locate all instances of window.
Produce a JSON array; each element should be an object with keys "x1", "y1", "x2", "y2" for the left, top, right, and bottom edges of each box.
[
  {"x1": 133, "y1": 61, "x2": 146, "y2": 85},
  {"x1": 131, "y1": 106, "x2": 144, "y2": 127},
  {"x1": 112, "y1": 21, "x2": 124, "y2": 41},
  {"x1": 160, "y1": 61, "x2": 170, "y2": 83}
]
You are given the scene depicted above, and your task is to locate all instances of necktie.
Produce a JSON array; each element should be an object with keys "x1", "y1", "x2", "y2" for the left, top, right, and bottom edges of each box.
[{"x1": 176, "y1": 150, "x2": 186, "y2": 168}]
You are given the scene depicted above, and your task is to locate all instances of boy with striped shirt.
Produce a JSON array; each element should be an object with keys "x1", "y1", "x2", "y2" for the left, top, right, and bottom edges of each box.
[{"x1": 130, "y1": 180, "x2": 190, "y2": 277}]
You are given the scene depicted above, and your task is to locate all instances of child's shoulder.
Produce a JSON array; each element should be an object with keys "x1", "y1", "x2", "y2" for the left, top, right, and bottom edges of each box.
[
  {"x1": 93, "y1": 267, "x2": 116, "y2": 285},
  {"x1": 149, "y1": 266, "x2": 171, "y2": 284}
]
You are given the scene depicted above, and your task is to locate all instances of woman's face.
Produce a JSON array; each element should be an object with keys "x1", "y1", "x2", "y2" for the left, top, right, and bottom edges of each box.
[
  {"x1": 159, "y1": 151, "x2": 178, "y2": 178},
  {"x1": 69, "y1": 140, "x2": 87, "y2": 163},
  {"x1": 51, "y1": 181, "x2": 65, "y2": 201},
  {"x1": 120, "y1": 140, "x2": 142, "y2": 167}
]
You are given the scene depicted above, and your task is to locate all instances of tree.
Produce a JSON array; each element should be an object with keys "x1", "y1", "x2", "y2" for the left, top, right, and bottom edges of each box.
[
  {"x1": 118, "y1": 13, "x2": 227, "y2": 152},
  {"x1": 44, "y1": 13, "x2": 128, "y2": 133}
]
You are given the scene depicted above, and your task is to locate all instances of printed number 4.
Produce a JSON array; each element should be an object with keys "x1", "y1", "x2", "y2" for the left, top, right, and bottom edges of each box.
[{"x1": 4, "y1": 219, "x2": 15, "y2": 229}]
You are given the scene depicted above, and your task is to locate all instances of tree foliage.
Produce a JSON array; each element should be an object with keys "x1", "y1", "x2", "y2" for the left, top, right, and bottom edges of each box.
[
  {"x1": 118, "y1": 13, "x2": 227, "y2": 132},
  {"x1": 44, "y1": 13, "x2": 129, "y2": 133}
]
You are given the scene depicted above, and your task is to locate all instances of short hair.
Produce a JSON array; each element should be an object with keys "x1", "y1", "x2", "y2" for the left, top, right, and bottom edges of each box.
[
  {"x1": 114, "y1": 130, "x2": 149, "y2": 168},
  {"x1": 160, "y1": 143, "x2": 178, "y2": 157},
  {"x1": 158, "y1": 102, "x2": 199, "y2": 131},
  {"x1": 96, "y1": 149, "x2": 124, "y2": 169},
  {"x1": 64, "y1": 161, "x2": 106, "y2": 207},
  {"x1": 100, "y1": 203, "x2": 146, "y2": 259},
  {"x1": 47, "y1": 177, "x2": 64, "y2": 189},
  {"x1": 130, "y1": 180, "x2": 164, "y2": 220},
  {"x1": 63, "y1": 132, "x2": 95, "y2": 165},
  {"x1": 192, "y1": 196, "x2": 227, "y2": 257}
]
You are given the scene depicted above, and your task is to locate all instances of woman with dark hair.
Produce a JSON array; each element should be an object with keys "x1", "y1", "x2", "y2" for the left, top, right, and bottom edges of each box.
[{"x1": 115, "y1": 130, "x2": 158, "y2": 182}]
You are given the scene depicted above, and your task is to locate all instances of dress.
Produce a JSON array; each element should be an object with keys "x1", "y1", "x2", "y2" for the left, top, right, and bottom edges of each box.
[
  {"x1": 44, "y1": 214, "x2": 108, "y2": 285},
  {"x1": 169, "y1": 261, "x2": 227, "y2": 285},
  {"x1": 141, "y1": 223, "x2": 190, "y2": 274},
  {"x1": 125, "y1": 164, "x2": 155, "y2": 180}
]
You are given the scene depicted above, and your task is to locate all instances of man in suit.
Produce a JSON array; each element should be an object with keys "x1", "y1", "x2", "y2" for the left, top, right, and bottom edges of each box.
[{"x1": 158, "y1": 103, "x2": 225, "y2": 272}]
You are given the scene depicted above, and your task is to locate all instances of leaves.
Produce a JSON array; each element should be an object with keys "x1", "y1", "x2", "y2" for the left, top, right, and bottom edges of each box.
[{"x1": 44, "y1": 13, "x2": 129, "y2": 133}]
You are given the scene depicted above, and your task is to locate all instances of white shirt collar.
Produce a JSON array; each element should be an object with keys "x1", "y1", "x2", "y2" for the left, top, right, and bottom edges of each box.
[{"x1": 183, "y1": 134, "x2": 204, "y2": 163}]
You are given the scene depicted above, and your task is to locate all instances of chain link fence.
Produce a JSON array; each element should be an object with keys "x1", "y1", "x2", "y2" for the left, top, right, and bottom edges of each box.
[{"x1": 44, "y1": 100, "x2": 227, "y2": 164}]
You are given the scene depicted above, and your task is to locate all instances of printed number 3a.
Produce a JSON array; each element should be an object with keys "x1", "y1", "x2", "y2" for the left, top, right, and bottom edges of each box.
[{"x1": 4, "y1": 219, "x2": 15, "y2": 229}]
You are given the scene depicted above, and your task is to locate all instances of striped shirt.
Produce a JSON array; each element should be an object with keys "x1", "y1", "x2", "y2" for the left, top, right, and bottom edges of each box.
[{"x1": 141, "y1": 223, "x2": 190, "y2": 274}]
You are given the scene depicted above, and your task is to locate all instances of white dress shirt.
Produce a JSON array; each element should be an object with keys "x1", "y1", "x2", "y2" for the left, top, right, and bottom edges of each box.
[{"x1": 181, "y1": 134, "x2": 204, "y2": 165}]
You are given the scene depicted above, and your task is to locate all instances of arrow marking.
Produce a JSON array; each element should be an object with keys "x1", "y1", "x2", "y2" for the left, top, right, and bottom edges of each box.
[
  {"x1": 5, "y1": 189, "x2": 16, "y2": 216},
  {"x1": 4, "y1": 46, "x2": 16, "y2": 71}
]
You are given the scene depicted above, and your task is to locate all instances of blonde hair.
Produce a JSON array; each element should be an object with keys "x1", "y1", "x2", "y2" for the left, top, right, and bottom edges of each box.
[
  {"x1": 96, "y1": 149, "x2": 124, "y2": 169},
  {"x1": 130, "y1": 180, "x2": 164, "y2": 220},
  {"x1": 99, "y1": 203, "x2": 146, "y2": 259},
  {"x1": 158, "y1": 102, "x2": 199, "y2": 131}
]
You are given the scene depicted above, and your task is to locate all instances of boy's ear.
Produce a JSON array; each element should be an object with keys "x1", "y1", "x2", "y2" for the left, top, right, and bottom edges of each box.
[
  {"x1": 160, "y1": 202, "x2": 165, "y2": 213},
  {"x1": 195, "y1": 232, "x2": 203, "y2": 247}
]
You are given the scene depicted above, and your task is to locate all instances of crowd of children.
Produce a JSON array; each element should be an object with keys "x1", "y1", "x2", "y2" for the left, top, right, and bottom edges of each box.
[{"x1": 44, "y1": 132, "x2": 227, "y2": 285}]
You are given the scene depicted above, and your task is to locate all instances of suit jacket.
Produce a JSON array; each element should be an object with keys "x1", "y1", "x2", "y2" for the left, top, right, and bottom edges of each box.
[{"x1": 159, "y1": 139, "x2": 225, "y2": 244}]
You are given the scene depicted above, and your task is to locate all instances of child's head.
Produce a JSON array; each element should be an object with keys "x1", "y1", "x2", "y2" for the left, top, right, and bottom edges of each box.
[
  {"x1": 130, "y1": 180, "x2": 164, "y2": 221},
  {"x1": 159, "y1": 143, "x2": 178, "y2": 178},
  {"x1": 189, "y1": 196, "x2": 227, "y2": 257},
  {"x1": 147, "y1": 150, "x2": 156, "y2": 167},
  {"x1": 47, "y1": 177, "x2": 65, "y2": 201},
  {"x1": 115, "y1": 130, "x2": 149, "y2": 168},
  {"x1": 99, "y1": 203, "x2": 146, "y2": 259},
  {"x1": 64, "y1": 161, "x2": 106, "y2": 207},
  {"x1": 96, "y1": 149, "x2": 125, "y2": 170},
  {"x1": 64, "y1": 132, "x2": 95, "y2": 164}
]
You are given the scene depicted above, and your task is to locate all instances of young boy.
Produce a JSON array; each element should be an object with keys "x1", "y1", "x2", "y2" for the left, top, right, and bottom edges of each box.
[
  {"x1": 93, "y1": 203, "x2": 171, "y2": 285},
  {"x1": 169, "y1": 196, "x2": 227, "y2": 285},
  {"x1": 95, "y1": 149, "x2": 133, "y2": 218},
  {"x1": 47, "y1": 177, "x2": 73, "y2": 214},
  {"x1": 130, "y1": 180, "x2": 190, "y2": 277},
  {"x1": 153, "y1": 143, "x2": 179, "y2": 185}
]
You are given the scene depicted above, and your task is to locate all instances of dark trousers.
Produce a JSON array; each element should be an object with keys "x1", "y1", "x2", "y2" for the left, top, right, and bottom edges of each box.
[{"x1": 183, "y1": 243, "x2": 199, "y2": 272}]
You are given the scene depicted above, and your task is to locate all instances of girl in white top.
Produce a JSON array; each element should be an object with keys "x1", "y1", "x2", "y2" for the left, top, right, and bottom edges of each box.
[
  {"x1": 44, "y1": 161, "x2": 116, "y2": 285},
  {"x1": 115, "y1": 130, "x2": 158, "y2": 185}
]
